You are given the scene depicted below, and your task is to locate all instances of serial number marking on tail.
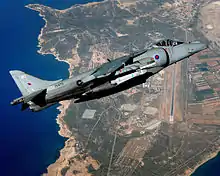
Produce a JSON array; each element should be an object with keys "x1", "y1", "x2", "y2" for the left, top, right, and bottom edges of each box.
[{"x1": 54, "y1": 82, "x2": 64, "y2": 88}]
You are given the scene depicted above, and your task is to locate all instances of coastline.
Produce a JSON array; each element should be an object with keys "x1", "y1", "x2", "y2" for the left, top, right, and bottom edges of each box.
[
  {"x1": 25, "y1": 4, "x2": 74, "y2": 138},
  {"x1": 26, "y1": 1, "x2": 220, "y2": 175},
  {"x1": 56, "y1": 101, "x2": 72, "y2": 138},
  {"x1": 185, "y1": 151, "x2": 219, "y2": 176},
  {"x1": 26, "y1": 5, "x2": 76, "y2": 175},
  {"x1": 26, "y1": 2, "x2": 103, "y2": 175}
]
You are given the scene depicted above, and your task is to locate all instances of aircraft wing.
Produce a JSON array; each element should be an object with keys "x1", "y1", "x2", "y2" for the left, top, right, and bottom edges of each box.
[
  {"x1": 92, "y1": 56, "x2": 130, "y2": 77},
  {"x1": 92, "y1": 49, "x2": 149, "y2": 77},
  {"x1": 78, "y1": 49, "x2": 148, "y2": 85}
]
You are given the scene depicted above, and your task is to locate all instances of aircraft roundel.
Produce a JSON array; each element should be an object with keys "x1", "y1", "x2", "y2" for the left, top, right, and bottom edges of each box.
[{"x1": 154, "y1": 54, "x2": 160, "y2": 60}]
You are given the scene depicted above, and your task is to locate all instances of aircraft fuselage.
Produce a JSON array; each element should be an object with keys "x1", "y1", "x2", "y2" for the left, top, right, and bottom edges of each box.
[{"x1": 10, "y1": 39, "x2": 207, "y2": 112}]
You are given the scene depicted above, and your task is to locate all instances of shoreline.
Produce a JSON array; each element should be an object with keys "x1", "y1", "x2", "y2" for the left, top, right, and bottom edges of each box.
[
  {"x1": 26, "y1": 2, "x2": 103, "y2": 175},
  {"x1": 26, "y1": 4, "x2": 74, "y2": 138},
  {"x1": 26, "y1": 1, "x2": 220, "y2": 175},
  {"x1": 185, "y1": 151, "x2": 219, "y2": 176},
  {"x1": 26, "y1": 4, "x2": 76, "y2": 175}
]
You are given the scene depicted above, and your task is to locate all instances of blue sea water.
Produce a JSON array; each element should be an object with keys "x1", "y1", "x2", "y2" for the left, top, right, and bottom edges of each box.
[
  {"x1": 0, "y1": 0, "x2": 219, "y2": 176},
  {"x1": 192, "y1": 152, "x2": 220, "y2": 176},
  {"x1": 0, "y1": 0, "x2": 99, "y2": 176}
]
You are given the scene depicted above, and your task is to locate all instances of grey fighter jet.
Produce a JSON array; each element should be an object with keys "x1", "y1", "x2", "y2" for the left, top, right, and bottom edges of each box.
[{"x1": 10, "y1": 39, "x2": 207, "y2": 112}]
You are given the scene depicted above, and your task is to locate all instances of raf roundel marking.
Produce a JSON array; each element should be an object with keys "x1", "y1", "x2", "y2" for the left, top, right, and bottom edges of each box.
[
  {"x1": 27, "y1": 82, "x2": 32, "y2": 86},
  {"x1": 154, "y1": 54, "x2": 159, "y2": 60}
]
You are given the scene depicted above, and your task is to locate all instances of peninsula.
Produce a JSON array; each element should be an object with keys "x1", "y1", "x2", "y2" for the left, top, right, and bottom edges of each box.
[{"x1": 27, "y1": 0, "x2": 220, "y2": 175}]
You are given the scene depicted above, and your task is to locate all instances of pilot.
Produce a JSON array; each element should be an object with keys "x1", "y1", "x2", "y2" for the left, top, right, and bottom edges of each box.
[
  {"x1": 161, "y1": 40, "x2": 166, "y2": 46},
  {"x1": 167, "y1": 39, "x2": 172, "y2": 46}
]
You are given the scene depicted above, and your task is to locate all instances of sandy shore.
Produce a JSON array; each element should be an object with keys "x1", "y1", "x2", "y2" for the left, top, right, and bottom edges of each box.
[{"x1": 184, "y1": 151, "x2": 219, "y2": 176}]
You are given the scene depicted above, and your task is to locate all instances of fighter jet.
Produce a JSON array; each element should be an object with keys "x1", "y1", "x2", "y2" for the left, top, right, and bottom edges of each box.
[{"x1": 10, "y1": 39, "x2": 207, "y2": 112}]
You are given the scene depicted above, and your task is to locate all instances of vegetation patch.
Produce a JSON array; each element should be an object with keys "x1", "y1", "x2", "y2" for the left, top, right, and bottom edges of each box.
[
  {"x1": 215, "y1": 110, "x2": 220, "y2": 117},
  {"x1": 195, "y1": 89, "x2": 214, "y2": 101}
]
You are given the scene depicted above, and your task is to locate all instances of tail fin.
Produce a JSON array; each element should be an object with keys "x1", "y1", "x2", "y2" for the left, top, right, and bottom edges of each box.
[{"x1": 9, "y1": 70, "x2": 62, "y2": 96}]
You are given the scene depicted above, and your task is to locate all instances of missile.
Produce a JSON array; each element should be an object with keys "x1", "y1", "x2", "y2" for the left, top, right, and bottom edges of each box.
[
  {"x1": 115, "y1": 64, "x2": 139, "y2": 76},
  {"x1": 111, "y1": 69, "x2": 147, "y2": 85}
]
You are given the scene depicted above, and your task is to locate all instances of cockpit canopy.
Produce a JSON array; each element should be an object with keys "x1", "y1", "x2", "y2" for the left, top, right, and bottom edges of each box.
[{"x1": 155, "y1": 39, "x2": 184, "y2": 47}]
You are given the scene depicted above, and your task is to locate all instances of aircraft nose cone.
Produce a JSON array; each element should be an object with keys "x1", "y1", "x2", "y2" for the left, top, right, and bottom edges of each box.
[{"x1": 168, "y1": 41, "x2": 208, "y2": 65}]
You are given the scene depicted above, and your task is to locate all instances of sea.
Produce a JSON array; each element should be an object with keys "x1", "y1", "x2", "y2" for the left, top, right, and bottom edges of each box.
[
  {"x1": 0, "y1": 0, "x2": 219, "y2": 176},
  {"x1": 0, "y1": 0, "x2": 99, "y2": 176}
]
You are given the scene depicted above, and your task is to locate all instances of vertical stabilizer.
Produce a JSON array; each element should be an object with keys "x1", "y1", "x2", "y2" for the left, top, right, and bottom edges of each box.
[{"x1": 9, "y1": 70, "x2": 61, "y2": 96}]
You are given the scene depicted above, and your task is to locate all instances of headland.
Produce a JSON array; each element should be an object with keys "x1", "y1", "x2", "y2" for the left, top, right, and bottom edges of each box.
[{"x1": 27, "y1": 0, "x2": 220, "y2": 175}]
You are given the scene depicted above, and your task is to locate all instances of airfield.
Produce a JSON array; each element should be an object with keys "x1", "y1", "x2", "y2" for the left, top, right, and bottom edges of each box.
[{"x1": 27, "y1": 0, "x2": 220, "y2": 175}]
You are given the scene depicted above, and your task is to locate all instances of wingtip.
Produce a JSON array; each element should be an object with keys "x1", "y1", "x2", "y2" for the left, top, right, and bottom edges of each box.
[
  {"x1": 9, "y1": 70, "x2": 24, "y2": 76},
  {"x1": 9, "y1": 70, "x2": 16, "y2": 76}
]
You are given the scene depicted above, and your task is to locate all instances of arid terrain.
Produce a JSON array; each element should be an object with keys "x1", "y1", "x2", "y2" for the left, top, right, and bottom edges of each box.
[{"x1": 27, "y1": 0, "x2": 220, "y2": 175}]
